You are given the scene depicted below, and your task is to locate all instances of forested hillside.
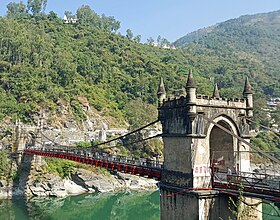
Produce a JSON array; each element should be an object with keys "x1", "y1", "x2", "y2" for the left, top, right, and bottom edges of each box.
[
  {"x1": 0, "y1": 2, "x2": 219, "y2": 127},
  {"x1": 174, "y1": 10, "x2": 280, "y2": 97},
  {"x1": 0, "y1": 1, "x2": 279, "y2": 131}
]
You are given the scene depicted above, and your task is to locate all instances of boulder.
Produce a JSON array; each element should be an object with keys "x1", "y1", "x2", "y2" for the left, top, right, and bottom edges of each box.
[{"x1": 72, "y1": 169, "x2": 122, "y2": 193}]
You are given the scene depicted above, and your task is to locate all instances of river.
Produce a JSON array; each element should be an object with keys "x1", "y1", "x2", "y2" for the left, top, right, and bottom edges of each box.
[
  {"x1": 0, "y1": 191, "x2": 278, "y2": 220},
  {"x1": 0, "y1": 191, "x2": 160, "y2": 220}
]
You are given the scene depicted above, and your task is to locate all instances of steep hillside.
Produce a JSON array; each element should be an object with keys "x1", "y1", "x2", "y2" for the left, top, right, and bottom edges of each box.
[
  {"x1": 0, "y1": 8, "x2": 200, "y2": 127},
  {"x1": 1, "y1": 3, "x2": 280, "y2": 131},
  {"x1": 1, "y1": 3, "x2": 228, "y2": 128},
  {"x1": 174, "y1": 10, "x2": 280, "y2": 97}
]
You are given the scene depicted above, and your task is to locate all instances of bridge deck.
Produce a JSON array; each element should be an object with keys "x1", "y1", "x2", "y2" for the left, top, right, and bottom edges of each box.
[{"x1": 24, "y1": 148, "x2": 162, "y2": 180}]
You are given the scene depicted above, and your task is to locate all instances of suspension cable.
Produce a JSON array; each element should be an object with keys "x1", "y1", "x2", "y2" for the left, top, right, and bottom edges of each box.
[
  {"x1": 246, "y1": 118, "x2": 280, "y2": 138},
  {"x1": 92, "y1": 120, "x2": 159, "y2": 147},
  {"x1": 101, "y1": 133, "x2": 162, "y2": 150},
  {"x1": 35, "y1": 120, "x2": 159, "y2": 149},
  {"x1": 40, "y1": 132, "x2": 70, "y2": 148},
  {"x1": 198, "y1": 114, "x2": 280, "y2": 164}
]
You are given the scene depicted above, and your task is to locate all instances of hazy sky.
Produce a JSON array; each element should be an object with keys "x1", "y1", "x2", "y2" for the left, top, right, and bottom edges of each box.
[{"x1": 1, "y1": 0, "x2": 280, "y2": 42}]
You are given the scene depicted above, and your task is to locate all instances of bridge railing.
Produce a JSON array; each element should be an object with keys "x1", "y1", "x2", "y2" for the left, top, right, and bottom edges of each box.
[
  {"x1": 211, "y1": 150, "x2": 280, "y2": 197},
  {"x1": 213, "y1": 170, "x2": 280, "y2": 190},
  {"x1": 26, "y1": 146, "x2": 163, "y2": 169},
  {"x1": 211, "y1": 151, "x2": 280, "y2": 199}
]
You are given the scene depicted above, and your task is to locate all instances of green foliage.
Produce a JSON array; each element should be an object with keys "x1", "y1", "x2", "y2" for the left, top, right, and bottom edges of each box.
[
  {"x1": 126, "y1": 29, "x2": 133, "y2": 40},
  {"x1": 0, "y1": 7, "x2": 200, "y2": 124},
  {"x1": 0, "y1": 150, "x2": 19, "y2": 182},
  {"x1": 76, "y1": 141, "x2": 92, "y2": 148},
  {"x1": 70, "y1": 100, "x2": 87, "y2": 122},
  {"x1": 271, "y1": 108, "x2": 280, "y2": 128},
  {"x1": 0, "y1": 3, "x2": 279, "y2": 132},
  {"x1": 251, "y1": 132, "x2": 280, "y2": 152},
  {"x1": 227, "y1": 184, "x2": 260, "y2": 220},
  {"x1": 45, "y1": 157, "x2": 110, "y2": 178},
  {"x1": 124, "y1": 98, "x2": 157, "y2": 130},
  {"x1": 118, "y1": 145, "x2": 129, "y2": 156},
  {"x1": 0, "y1": 150, "x2": 10, "y2": 179},
  {"x1": 45, "y1": 158, "x2": 76, "y2": 178},
  {"x1": 6, "y1": 1, "x2": 28, "y2": 18},
  {"x1": 122, "y1": 132, "x2": 163, "y2": 159},
  {"x1": 27, "y1": 0, "x2": 47, "y2": 16},
  {"x1": 175, "y1": 11, "x2": 280, "y2": 97},
  {"x1": 76, "y1": 5, "x2": 120, "y2": 32}
]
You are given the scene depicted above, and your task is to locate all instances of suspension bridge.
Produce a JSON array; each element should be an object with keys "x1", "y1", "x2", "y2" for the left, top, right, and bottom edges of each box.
[
  {"x1": 21, "y1": 115, "x2": 280, "y2": 204},
  {"x1": 13, "y1": 74, "x2": 280, "y2": 219}
]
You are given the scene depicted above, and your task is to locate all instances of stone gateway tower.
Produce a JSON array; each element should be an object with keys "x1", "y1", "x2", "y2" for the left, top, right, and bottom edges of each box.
[{"x1": 158, "y1": 71, "x2": 261, "y2": 220}]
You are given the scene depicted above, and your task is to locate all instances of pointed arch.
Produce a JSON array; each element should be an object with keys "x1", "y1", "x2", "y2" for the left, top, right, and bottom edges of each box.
[{"x1": 206, "y1": 115, "x2": 239, "y2": 173}]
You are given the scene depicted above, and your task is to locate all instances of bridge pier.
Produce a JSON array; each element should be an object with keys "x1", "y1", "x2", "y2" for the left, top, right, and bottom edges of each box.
[
  {"x1": 14, "y1": 121, "x2": 43, "y2": 165},
  {"x1": 160, "y1": 187, "x2": 235, "y2": 220},
  {"x1": 160, "y1": 185, "x2": 263, "y2": 220}
]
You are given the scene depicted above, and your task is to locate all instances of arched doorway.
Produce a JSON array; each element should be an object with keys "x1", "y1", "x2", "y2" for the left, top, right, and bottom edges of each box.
[
  {"x1": 209, "y1": 119, "x2": 236, "y2": 174},
  {"x1": 26, "y1": 131, "x2": 36, "y2": 148}
]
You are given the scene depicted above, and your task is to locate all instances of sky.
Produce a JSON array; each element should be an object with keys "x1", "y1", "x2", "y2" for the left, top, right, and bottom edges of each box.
[{"x1": 1, "y1": 0, "x2": 280, "y2": 42}]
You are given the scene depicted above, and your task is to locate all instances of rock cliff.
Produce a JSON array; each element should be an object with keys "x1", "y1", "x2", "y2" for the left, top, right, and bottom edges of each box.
[{"x1": 0, "y1": 155, "x2": 157, "y2": 199}]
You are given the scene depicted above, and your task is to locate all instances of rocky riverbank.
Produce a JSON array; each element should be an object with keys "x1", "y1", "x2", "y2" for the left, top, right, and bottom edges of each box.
[{"x1": 0, "y1": 156, "x2": 158, "y2": 199}]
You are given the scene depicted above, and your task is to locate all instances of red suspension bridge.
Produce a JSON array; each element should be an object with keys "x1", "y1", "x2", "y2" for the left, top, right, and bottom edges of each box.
[
  {"x1": 24, "y1": 147, "x2": 163, "y2": 180},
  {"x1": 21, "y1": 117, "x2": 280, "y2": 204}
]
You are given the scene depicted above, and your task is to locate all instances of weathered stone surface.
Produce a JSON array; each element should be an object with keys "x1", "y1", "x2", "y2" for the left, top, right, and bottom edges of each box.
[
  {"x1": 73, "y1": 169, "x2": 122, "y2": 193},
  {"x1": 116, "y1": 173, "x2": 158, "y2": 191},
  {"x1": 64, "y1": 180, "x2": 87, "y2": 195},
  {"x1": 0, "y1": 165, "x2": 158, "y2": 199}
]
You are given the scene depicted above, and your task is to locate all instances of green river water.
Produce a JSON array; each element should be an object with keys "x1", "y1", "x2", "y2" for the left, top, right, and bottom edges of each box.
[
  {"x1": 0, "y1": 191, "x2": 160, "y2": 220},
  {"x1": 0, "y1": 191, "x2": 278, "y2": 220}
]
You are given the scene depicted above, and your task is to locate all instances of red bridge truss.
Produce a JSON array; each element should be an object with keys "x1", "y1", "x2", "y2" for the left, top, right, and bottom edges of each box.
[{"x1": 24, "y1": 147, "x2": 162, "y2": 180}]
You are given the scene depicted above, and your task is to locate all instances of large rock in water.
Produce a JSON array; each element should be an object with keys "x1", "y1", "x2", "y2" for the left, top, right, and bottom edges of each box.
[
  {"x1": 72, "y1": 169, "x2": 122, "y2": 192},
  {"x1": 1, "y1": 162, "x2": 158, "y2": 199},
  {"x1": 72, "y1": 169, "x2": 158, "y2": 193},
  {"x1": 116, "y1": 173, "x2": 158, "y2": 191},
  {"x1": 28, "y1": 173, "x2": 87, "y2": 197}
]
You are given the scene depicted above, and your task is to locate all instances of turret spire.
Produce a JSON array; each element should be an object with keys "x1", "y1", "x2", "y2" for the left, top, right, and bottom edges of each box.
[
  {"x1": 243, "y1": 77, "x2": 253, "y2": 117},
  {"x1": 243, "y1": 77, "x2": 252, "y2": 96},
  {"x1": 212, "y1": 83, "x2": 220, "y2": 98},
  {"x1": 157, "y1": 77, "x2": 166, "y2": 106},
  {"x1": 185, "y1": 69, "x2": 197, "y2": 116},
  {"x1": 186, "y1": 69, "x2": 196, "y2": 89},
  {"x1": 157, "y1": 77, "x2": 166, "y2": 96}
]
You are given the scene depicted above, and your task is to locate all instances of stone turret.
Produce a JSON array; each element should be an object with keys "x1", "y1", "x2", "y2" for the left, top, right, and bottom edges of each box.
[
  {"x1": 157, "y1": 77, "x2": 166, "y2": 106},
  {"x1": 212, "y1": 83, "x2": 220, "y2": 98},
  {"x1": 243, "y1": 77, "x2": 253, "y2": 117},
  {"x1": 185, "y1": 69, "x2": 196, "y2": 115}
]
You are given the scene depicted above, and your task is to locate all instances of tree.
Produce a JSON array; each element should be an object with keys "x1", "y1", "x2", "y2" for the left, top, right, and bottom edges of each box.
[
  {"x1": 47, "y1": 11, "x2": 59, "y2": 21},
  {"x1": 271, "y1": 108, "x2": 280, "y2": 128},
  {"x1": 134, "y1": 35, "x2": 141, "y2": 43},
  {"x1": 146, "y1": 37, "x2": 154, "y2": 45},
  {"x1": 101, "y1": 14, "x2": 120, "y2": 32},
  {"x1": 157, "y1": 35, "x2": 162, "y2": 45},
  {"x1": 27, "y1": 0, "x2": 47, "y2": 16},
  {"x1": 6, "y1": 1, "x2": 27, "y2": 18},
  {"x1": 0, "y1": 150, "x2": 10, "y2": 179},
  {"x1": 161, "y1": 38, "x2": 170, "y2": 47},
  {"x1": 126, "y1": 29, "x2": 133, "y2": 40},
  {"x1": 64, "y1": 11, "x2": 75, "y2": 19},
  {"x1": 124, "y1": 98, "x2": 157, "y2": 129},
  {"x1": 76, "y1": 5, "x2": 99, "y2": 26}
]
